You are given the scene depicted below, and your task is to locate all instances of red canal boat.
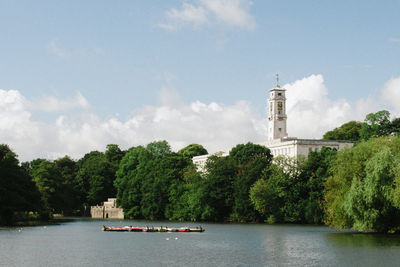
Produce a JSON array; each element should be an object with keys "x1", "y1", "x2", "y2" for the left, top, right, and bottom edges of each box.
[{"x1": 102, "y1": 226, "x2": 204, "y2": 232}]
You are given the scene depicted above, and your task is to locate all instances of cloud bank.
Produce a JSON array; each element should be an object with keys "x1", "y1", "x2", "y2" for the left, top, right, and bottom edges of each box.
[
  {"x1": 1, "y1": 74, "x2": 399, "y2": 162},
  {"x1": 159, "y1": 0, "x2": 255, "y2": 31},
  {"x1": 284, "y1": 74, "x2": 378, "y2": 138}
]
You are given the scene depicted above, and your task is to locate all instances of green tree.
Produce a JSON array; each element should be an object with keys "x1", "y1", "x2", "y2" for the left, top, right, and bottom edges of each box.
[
  {"x1": 141, "y1": 153, "x2": 190, "y2": 220},
  {"x1": 114, "y1": 146, "x2": 147, "y2": 218},
  {"x1": 54, "y1": 156, "x2": 80, "y2": 215},
  {"x1": 30, "y1": 159, "x2": 63, "y2": 217},
  {"x1": 250, "y1": 155, "x2": 326, "y2": 224},
  {"x1": 324, "y1": 136, "x2": 400, "y2": 232},
  {"x1": 229, "y1": 143, "x2": 273, "y2": 222},
  {"x1": 178, "y1": 144, "x2": 208, "y2": 158},
  {"x1": 302, "y1": 148, "x2": 337, "y2": 223},
  {"x1": 389, "y1": 117, "x2": 400, "y2": 136},
  {"x1": 146, "y1": 140, "x2": 171, "y2": 158},
  {"x1": 105, "y1": 144, "x2": 125, "y2": 172},
  {"x1": 200, "y1": 156, "x2": 237, "y2": 221},
  {"x1": 229, "y1": 142, "x2": 272, "y2": 165},
  {"x1": 360, "y1": 110, "x2": 391, "y2": 140},
  {"x1": 76, "y1": 151, "x2": 115, "y2": 206},
  {"x1": 323, "y1": 121, "x2": 362, "y2": 141},
  {"x1": 0, "y1": 145, "x2": 42, "y2": 224}
]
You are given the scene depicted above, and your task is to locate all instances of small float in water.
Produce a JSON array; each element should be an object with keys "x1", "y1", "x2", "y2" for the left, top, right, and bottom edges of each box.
[{"x1": 101, "y1": 226, "x2": 204, "y2": 232}]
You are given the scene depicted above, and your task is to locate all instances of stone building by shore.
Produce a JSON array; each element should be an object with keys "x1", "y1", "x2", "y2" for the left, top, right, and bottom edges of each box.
[{"x1": 90, "y1": 198, "x2": 124, "y2": 219}]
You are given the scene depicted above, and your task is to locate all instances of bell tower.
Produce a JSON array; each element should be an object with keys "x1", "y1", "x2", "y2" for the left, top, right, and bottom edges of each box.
[{"x1": 268, "y1": 74, "x2": 288, "y2": 140}]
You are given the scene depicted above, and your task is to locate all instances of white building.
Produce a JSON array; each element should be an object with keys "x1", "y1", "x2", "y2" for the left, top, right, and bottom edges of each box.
[
  {"x1": 265, "y1": 75, "x2": 353, "y2": 157},
  {"x1": 192, "y1": 151, "x2": 229, "y2": 172},
  {"x1": 192, "y1": 75, "x2": 354, "y2": 171}
]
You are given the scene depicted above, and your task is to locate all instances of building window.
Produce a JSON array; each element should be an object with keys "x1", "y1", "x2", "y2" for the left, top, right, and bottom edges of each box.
[
  {"x1": 309, "y1": 147, "x2": 312, "y2": 152},
  {"x1": 279, "y1": 128, "x2": 282, "y2": 132},
  {"x1": 278, "y1": 93, "x2": 282, "y2": 96}
]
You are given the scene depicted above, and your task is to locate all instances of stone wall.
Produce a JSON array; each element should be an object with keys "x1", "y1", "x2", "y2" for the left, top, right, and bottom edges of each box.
[{"x1": 90, "y1": 198, "x2": 124, "y2": 219}]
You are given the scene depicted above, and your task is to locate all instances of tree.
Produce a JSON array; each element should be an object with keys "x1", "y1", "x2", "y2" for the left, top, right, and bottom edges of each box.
[
  {"x1": 140, "y1": 153, "x2": 190, "y2": 220},
  {"x1": 323, "y1": 121, "x2": 362, "y2": 141},
  {"x1": 229, "y1": 143, "x2": 273, "y2": 222},
  {"x1": 229, "y1": 142, "x2": 272, "y2": 165},
  {"x1": 360, "y1": 110, "x2": 391, "y2": 140},
  {"x1": 200, "y1": 156, "x2": 237, "y2": 221},
  {"x1": 388, "y1": 117, "x2": 400, "y2": 136},
  {"x1": 114, "y1": 146, "x2": 147, "y2": 218},
  {"x1": 105, "y1": 144, "x2": 125, "y2": 172},
  {"x1": 178, "y1": 144, "x2": 208, "y2": 158},
  {"x1": 249, "y1": 153, "x2": 333, "y2": 224},
  {"x1": 302, "y1": 147, "x2": 337, "y2": 223},
  {"x1": 0, "y1": 145, "x2": 42, "y2": 224},
  {"x1": 76, "y1": 151, "x2": 115, "y2": 206},
  {"x1": 146, "y1": 140, "x2": 171, "y2": 158},
  {"x1": 114, "y1": 141, "x2": 192, "y2": 220},
  {"x1": 54, "y1": 156, "x2": 80, "y2": 215},
  {"x1": 30, "y1": 159, "x2": 63, "y2": 217},
  {"x1": 324, "y1": 136, "x2": 400, "y2": 232}
]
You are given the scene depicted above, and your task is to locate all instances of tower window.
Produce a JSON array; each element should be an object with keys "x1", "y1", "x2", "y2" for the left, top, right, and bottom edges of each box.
[
  {"x1": 278, "y1": 93, "x2": 282, "y2": 96},
  {"x1": 279, "y1": 128, "x2": 282, "y2": 132}
]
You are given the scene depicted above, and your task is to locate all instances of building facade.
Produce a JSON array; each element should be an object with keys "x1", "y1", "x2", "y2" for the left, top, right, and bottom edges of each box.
[
  {"x1": 192, "y1": 76, "x2": 354, "y2": 171},
  {"x1": 91, "y1": 198, "x2": 124, "y2": 219},
  {"x1": 264, "y1": 76, "x2": 353, "y2": 157},
  {"x1": 192, "y1": 151, "x2": 229, "y2": 172}
]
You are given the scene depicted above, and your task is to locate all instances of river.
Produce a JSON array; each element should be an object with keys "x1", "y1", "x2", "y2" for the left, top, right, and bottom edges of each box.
[{"x1": 1, "y1": 218, "x2": 400, "y2": 266}]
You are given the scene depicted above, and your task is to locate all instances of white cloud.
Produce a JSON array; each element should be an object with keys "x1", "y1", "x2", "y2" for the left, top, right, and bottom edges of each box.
[
  {"x1": 159, "y1": 0, "x2": 255, "y2": 31},
  {"x1": 167, "y1": 3, "x2": 207, "y2": 26},
  {"x1": 283, "y1": 74, "x2": 378, "y2": 139},
  {"x1": 200, "y1": 0, "x2": 255, "y2": 29},
  {"x1": 2, "y1": 75, "x2": 400, "y2": 162},
  {"x1": 0, "y1": 88, "x2": 266, "y2": 161},
  {"x1": 381, "y1": 77, "x2": 400, "y2": 115},
  {"x1": 29, "y1": 92, "x2": 90, "y2": 112}
]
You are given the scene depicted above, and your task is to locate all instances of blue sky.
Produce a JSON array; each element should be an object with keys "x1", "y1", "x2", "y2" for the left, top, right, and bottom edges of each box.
[{"x1": 1, "y1": 0, "x2": 400, "y2": 161}]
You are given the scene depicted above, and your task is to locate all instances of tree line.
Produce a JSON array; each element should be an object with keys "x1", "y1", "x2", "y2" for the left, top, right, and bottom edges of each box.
[{"x1": 2, "y1": 110, "x2": 400, "y2": 232}]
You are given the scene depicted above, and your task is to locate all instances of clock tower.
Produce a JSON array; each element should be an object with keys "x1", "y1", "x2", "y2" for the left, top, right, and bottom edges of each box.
[{"x1": 268, "y1": 74, "x2": 288, "y2": 140}]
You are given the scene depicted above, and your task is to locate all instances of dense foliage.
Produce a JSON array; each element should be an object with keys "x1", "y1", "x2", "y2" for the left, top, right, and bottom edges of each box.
[
  {"x1": 249, "y1": 148, "x2": 337, "y2": 224},
  {"x1": 324, "y1": 136, "x2": 400, "y2": 232},
  {"x1": 323, "y1": 121, "x2": 362, "y2": 141},
  {"x1": 0, "y1": 145, "x2": 42, "y2": 224},
  {"x1": 3, "y1": 109, "x2": 400, "y2": 231},
  {"x1": 178, "y1": 144, "x2": 208, "y2": 158}
]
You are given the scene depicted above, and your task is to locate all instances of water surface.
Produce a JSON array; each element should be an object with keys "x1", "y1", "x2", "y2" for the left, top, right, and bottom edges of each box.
[{"x1": 1, "y1": 218, "x2": 400, "y2": 266}]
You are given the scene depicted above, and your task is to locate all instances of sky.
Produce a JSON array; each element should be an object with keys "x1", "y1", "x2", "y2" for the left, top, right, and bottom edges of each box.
[{"x1": 1, "y1": 0, "x2": 400, "y2": 161}]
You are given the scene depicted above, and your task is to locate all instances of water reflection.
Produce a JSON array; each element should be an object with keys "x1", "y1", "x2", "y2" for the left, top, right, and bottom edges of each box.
[{"x1": 326, "y1": 232, "x2": 400, "y2": 247}]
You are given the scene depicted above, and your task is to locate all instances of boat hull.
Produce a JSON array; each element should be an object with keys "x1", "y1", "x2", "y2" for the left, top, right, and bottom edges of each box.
[{"x1": 102, "y1": 226, "x2": 204, "y2": 232}]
